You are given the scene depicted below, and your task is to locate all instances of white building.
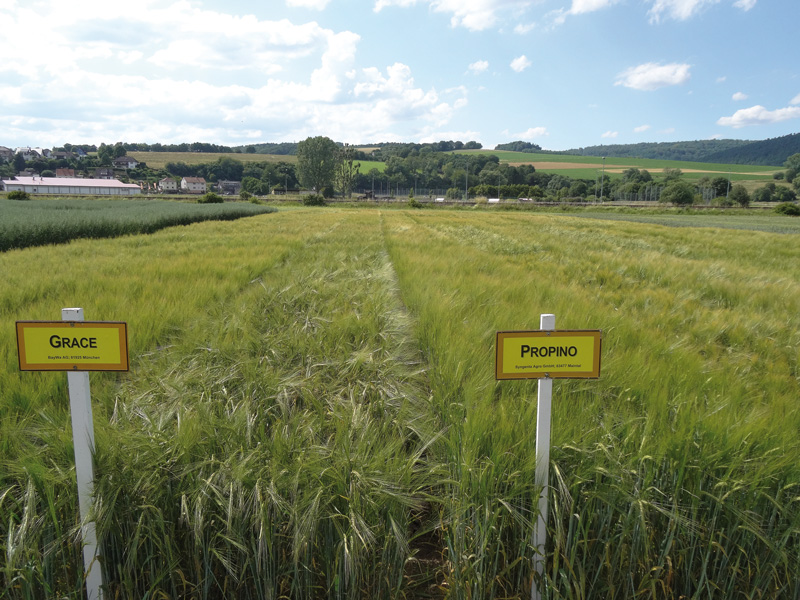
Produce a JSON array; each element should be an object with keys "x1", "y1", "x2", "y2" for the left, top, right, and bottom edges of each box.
[
  {"x1": 113, "y1": 156, "x2": 139, "y2": 169},
  {"x1": 181, "y1": 177, "x2": 206, "y2": 194},
  {"x1": 159, "y1": 177, "x2": 178, "y2": 193},
  {"x1": 1, "y1": 176, "x2": 141, "y2": 196}
]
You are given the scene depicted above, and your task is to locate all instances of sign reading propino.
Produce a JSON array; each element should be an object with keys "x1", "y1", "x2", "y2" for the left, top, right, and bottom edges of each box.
[
  {"x1": 16, "y1": 321, "x2": 129, "y2": 371},
  {"x1": 496, "y1": 329, "x2": 601, "y2": 380}
]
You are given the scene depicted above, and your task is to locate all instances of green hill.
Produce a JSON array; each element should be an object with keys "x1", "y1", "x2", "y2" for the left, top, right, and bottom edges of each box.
[
  {"x1": 559, "y1": 133, "x2": 800, "y2": 166},
  {"x1": 701, "y1": 133, "x2": 800, "y2": 165},
  {"x1": 563, "y1": 139, "x2": 750, "y2": 163}
]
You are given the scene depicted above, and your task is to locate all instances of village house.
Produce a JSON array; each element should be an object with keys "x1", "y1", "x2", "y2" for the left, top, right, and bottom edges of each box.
[
  {"x1": 181, "y1": 177, "x2": 206, "y2": 194},
  {"x1": 16, "y1": 147, "x2": 42, "y2": 161},
  {"x1": 158, "y1": 177, "x2": 178, "y2": 193},
  {"x1": 216, "y1": 180, "x2": 241, "y2": 195},
  {"x1": 113, "y1": 156, "x2": 139, "y2": 169},
  {"x1": 95, "y1": 167, "x2": 115, "y2": 179},
  {"x1": 56, "y1": 168, "x2": 75, "y2": 178}
]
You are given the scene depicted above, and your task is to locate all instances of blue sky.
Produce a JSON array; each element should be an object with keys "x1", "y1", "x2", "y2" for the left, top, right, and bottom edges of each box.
[{"x1": 1, "y1": 0, "x2": 798, "y2": 151}]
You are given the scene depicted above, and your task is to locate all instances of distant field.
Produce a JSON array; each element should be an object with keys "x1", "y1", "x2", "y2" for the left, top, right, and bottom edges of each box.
[
  {"x1": 571, "y1": 210, "x2": 800, "y2": 234},
  {"x1": 457, "y1": 149, "x2": 781, "y2": 181},
  {"x1": 358, "y1": 160, "x2": 385, "y2": 172},
  {"x1": 0, "y1": 197, "x2": 275, "y2": 251},
  {"x1": 128, "y1": 151, "x2": 296, "y2": 170},
  {"x1": 129, "y1": 152, "x2": 387, "y2": 174},
  {"x1": 129, "y1": 149, "x2": 781, "y2": 185}
]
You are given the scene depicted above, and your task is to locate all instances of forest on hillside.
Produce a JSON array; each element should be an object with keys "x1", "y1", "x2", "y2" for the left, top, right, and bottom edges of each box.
[{"x1": 562, "y1": 133, "x2": 800, "y2": 166}]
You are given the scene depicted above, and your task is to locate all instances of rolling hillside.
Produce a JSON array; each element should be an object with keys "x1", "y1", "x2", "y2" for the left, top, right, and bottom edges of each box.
[{"x1": 560, "y1": 132, "x2": 800, "y2": 166}]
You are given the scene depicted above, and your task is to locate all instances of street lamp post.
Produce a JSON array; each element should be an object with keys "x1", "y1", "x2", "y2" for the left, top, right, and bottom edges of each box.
[
  {"x1": 498, "y1": 172, "x2": 502, "y2": 200},
  {"x1": 599, "y1": 157, "x2": 606, "y2": 203},
  {"x1": 595, "y1": 171, "x2": 599, "y2": 202}
]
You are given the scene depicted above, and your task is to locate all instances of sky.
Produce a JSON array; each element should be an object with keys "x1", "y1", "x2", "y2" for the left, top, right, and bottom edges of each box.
[{"x1": 1, "y1": 0, "x2": 798, "y2": 151}]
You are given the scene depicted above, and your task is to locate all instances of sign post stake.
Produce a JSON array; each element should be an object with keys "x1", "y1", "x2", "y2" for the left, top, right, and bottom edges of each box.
[
  {"x1": 531, "y1": 313, "x2": 555, "y2": 600},
  {"x1": 495, "y1": 317, "x2": 600, "y2": 600},
  {"x1": 62, "y1": 308, "x2": 104, "y2": 600}
]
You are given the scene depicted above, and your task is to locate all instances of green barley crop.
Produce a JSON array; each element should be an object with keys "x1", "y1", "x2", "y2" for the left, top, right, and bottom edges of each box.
[
  {"x1": 382, "y1": 209, "x2": 800, "y2": 598},
  {"x1": 0, "y1": 197, "x2": 275, "y2": 252},
  {"x1": 2, "y1": 207, "x2": 799, "y2": 599},
  {"x1": 2, "y1": 210, "x2": 442, "y2": 599}
]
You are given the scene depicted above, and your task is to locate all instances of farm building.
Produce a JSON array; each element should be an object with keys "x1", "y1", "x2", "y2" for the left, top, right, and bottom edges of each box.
[
  {"x1": 181, "y1": 177, "x2": 207, "y2": 194},
  {"x1": 158, "y1": 177, "x2": 178, "y2": 193},
  {"x1": 1, "y1": 176, "x2": 141, "y2": 196},
  {"x1": 216, "y1": 180, "x2": 241, "y2": 195},
  {"x1": 113, "y1": 156, "x2": 139, "y2": 169}
]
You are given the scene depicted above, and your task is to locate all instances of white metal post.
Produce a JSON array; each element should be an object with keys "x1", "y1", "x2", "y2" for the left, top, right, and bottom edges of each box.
[
  {"x1": 532, "y1": 313, "x2": 555, "y2": 600},
  {"x1": 62, "y1": 308, "x2": 104, "y2": 600}
]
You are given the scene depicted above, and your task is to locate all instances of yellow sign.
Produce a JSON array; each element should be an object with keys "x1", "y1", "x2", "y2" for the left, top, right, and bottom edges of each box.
[
  {"x1": 16, "y1": 321, "x2": 129, "y2": 371},
  {"x1": 496, "y1": 330, "x2": 601, "y2": 380}
]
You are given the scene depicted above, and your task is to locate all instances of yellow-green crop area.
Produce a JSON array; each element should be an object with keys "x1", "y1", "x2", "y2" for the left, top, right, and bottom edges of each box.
[{"x1": 2, "y1": 208, "x2": 799, "y2": 599}]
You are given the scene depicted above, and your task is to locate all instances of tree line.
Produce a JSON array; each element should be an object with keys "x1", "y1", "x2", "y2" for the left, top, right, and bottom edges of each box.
[
  {"x1": 4, "y1": 139, "x2": 799, "y2": 207},
  {"x1": 565, "y1": 133, "x2": 800, "y2": 167}
]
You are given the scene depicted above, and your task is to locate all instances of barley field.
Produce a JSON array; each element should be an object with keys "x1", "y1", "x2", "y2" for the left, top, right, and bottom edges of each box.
[
  {"x1": 2, "y1": 207, "x2": 799, "y2": 599},
  {"x1": 0, "y1": 198, "x2": 275, "y2": 252}
]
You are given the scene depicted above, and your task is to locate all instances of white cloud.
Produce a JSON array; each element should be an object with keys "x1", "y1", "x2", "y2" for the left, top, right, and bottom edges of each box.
[
  {"x1": 514, "y1": 22, "x2": 536, "y2": 34},
  {"x1": 648, "y1": 0, "x2": 719, "y2": 23},
  {"x1": 733, "y1": 0, "x2": 756, "y2": 10},
  {"x1": 648, "y1": 0, "x2": 757, "y2": 22},
  {"x1": 468, "y1": 60, "x2": 489, "y2": 74},
  {"x1": 287, "y1": 0, "x2": 332, "y2": 8},
  {"x1": 615, "y1": 62, "x2": 691, "y2": 91},
  {"x1": 569, "y1": 0, "x2": 619, "y2": 15},
  {"x1": 716, "y1": 76, "x2": 727, "y2": 83},
  {"x1": 0, "y1": 1, "x2": 462, "y2": 147},
  {"x1": 634, "y1": 124, "x2": 651, "y2": 133},
  {"x1": 732, "y1": 92, "x2": 747, "y2": 101},
  {"x1": 515, "y1": 127, "x2": 549, "y2": 139},
  {"x1": 374, "y1": 0, "x2": 419, "y2": 11},
  {"x1": 601, "y1": 130, "x2": 618, "y2": 138},
  {"x1": 546, "y1": 0, "x2": 617, "y2": 25},
  {"x1": 790, "y1": 93, "x2": 800, "y2": 105},
  {"x1": 117, "y1": 50, "x2": 143, "y2": 65},
  {"x1": 373, "y1": 0, "x2": 534, "y2": 31},
  {"x1": 510, "y1": 55, "x2": 531, "y2": 72},
  {"x1": 717, "y1": 105, "x2": 800, "y2": 128}
]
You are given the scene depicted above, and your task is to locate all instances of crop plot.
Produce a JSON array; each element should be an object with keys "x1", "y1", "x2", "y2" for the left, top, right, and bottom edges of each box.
[{"x1": 2, "y1": 207, "x2": 799, "y2": 599}]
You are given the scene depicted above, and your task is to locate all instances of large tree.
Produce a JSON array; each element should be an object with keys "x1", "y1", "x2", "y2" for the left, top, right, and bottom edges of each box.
[
  {"x1": 784, "y1": 153, "x2": 800, "y2": 183},
  {"x1": 729, "y1": 184, "x2": 750, "y2": 207},
  {"x1": 296, "y1": 136, "x2": 338, "y2": 192},
  {"x1": 334, "y1": 144, "x2": 360, "y2": 198},
  {"x1": 660, "y1": 180, "x2": 696, "y2": 206}
]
